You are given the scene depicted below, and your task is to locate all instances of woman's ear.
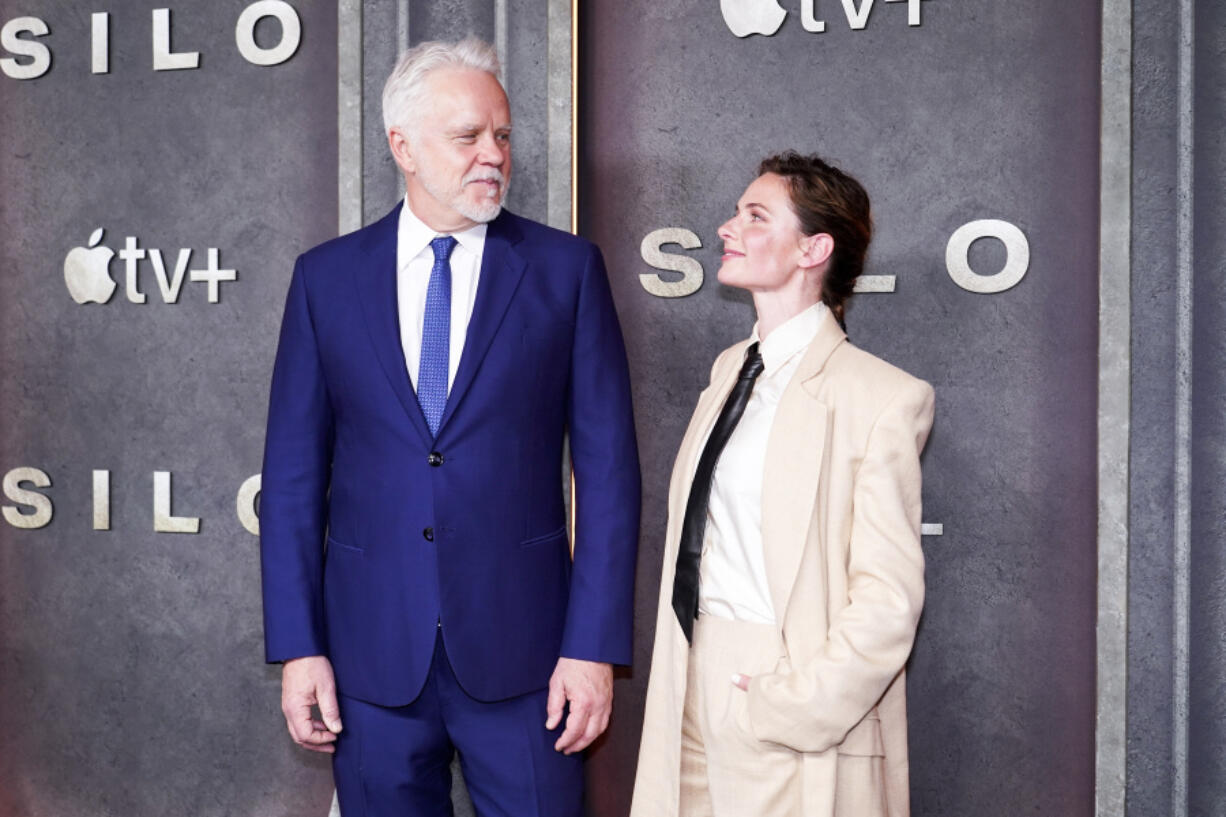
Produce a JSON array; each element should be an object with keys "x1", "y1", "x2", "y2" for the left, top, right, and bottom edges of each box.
[{"x1": 798, "y1": 233, "x2": 835, "y2": 270}]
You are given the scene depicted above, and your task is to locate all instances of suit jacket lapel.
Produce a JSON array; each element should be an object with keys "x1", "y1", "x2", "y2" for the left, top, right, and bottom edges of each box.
[
  {"x1": 436, "y1": 211, "x2": 527, "y2": 435},
  {"x1": 761, "y1": 316, "x2": 846, "y2": 622},
  {"x1": 355, "y1": 202, "x2": 434, "y2": 446}
]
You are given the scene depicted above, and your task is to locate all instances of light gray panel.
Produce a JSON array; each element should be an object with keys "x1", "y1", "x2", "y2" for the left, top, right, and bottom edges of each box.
[
  {"x1": 580, "y1": 2, "x2": 1099, "y2": 815},
  {"x1": 0, "y1": 2, "x2": 337, "y2": 815},
  {"x1": 1098, "y1": 0, "x2": 1131, "y2": 812}
]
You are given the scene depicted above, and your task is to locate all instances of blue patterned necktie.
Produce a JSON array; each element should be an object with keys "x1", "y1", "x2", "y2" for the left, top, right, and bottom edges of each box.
[{"x1": 418, "y1": 235, "x2": 457, "y2": 437}]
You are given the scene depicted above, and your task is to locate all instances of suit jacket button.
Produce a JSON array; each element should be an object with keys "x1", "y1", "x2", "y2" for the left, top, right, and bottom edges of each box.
[
  {"x1": 427, "y1": 452, "x2": 444, "y2": 466},
  {"x1": 423, "y1": 527, "x2": 434, "y2": 542}
]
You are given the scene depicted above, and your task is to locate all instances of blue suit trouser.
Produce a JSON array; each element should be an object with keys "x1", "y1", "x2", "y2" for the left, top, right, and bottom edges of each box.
[{"x1": 332, "y1": 632, "x2": 584, "y2": 817}]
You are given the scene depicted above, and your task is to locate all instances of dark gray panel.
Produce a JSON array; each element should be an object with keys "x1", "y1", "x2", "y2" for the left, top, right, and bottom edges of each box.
[
  {"x1": 0, "y1": 2, "x2": 336, "y2": 815},
  {"x1": 503, "y1": 0, "x2": 549, "y2": 224},
  {"x1": 579, "y1": 2, "x2": 1099, "y2": 815},
  {"x1": 408, "y1": 0, "x2": 495, "y2": 45},
  {"x1": 362, "y1": 2, "x2": 402, "y2": 223},
  {"x1": 1126, "y1": 1, "x2": 1180, "y2": 814},
  {"x1": 1188, "y1": 1, "x2": 1226, "y2": 814}
]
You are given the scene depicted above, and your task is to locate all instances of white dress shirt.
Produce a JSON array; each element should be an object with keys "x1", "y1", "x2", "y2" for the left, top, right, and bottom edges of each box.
[
  {"x1": 697, "y1": 301, "x2": 829, "y2": 625},
  {"x1": 396, "y1": 197, "x2": 487, "y2": 392}
]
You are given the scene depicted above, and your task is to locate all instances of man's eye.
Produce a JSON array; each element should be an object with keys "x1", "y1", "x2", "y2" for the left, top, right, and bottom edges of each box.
[
  {"x1": 457, "y1": 134, "x2": 477, "y2": 143},
  {"x1": 496, "y1": 133, "x2": 511, "y2": 143}
]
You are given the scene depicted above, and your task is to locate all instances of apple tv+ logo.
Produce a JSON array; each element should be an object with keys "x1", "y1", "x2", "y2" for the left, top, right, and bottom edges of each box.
[
  {"x1": 64, "y1": 229, "x2": 238, "y2": 305},
  {"x1": 720, "y1": 0, "x2": 924, "y2": 37}
]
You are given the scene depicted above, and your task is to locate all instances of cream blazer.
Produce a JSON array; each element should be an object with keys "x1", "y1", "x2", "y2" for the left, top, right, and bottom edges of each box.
[{"x1": 630, "y1": 316, "x2": 935, "y2": 817}]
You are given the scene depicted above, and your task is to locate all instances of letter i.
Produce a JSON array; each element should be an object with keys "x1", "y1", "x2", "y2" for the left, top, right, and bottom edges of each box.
[
  {"x1": 93, "y1": 469, "x2": 110, "y2": 530},
  {"x1": 91, "y1": 13, "x2": 109, "y2": 75}
]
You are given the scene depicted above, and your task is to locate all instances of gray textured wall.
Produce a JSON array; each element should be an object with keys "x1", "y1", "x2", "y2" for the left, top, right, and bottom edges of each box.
[
  {"x1": 579, "y1": 2, "x2": 1099, "y2": 815},
  {"x1": 0, "y1": 2, "x2": 337, "y2": 815}
]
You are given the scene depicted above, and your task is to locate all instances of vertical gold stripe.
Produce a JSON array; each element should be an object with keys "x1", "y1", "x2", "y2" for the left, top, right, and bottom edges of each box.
[{"x1": 568, "y1": 0, "x2": 579, "y2": 548}]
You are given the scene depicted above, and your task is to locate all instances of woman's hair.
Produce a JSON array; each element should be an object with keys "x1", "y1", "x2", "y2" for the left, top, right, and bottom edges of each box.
[{"x1": 757, "y1": 152, "x2": 872, "y2": 327}]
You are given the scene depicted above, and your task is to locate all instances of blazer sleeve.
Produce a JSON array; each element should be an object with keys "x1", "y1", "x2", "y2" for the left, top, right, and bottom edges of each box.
[
  {"x1": 558, "y1": 245, "x2": 642, "y2": 665},
  {"x1": 259, "y1": 255, "x2": 335, "y2": 663},
  {"x1": 746, "y1": 376, "x2": 935, "y2": 751}
]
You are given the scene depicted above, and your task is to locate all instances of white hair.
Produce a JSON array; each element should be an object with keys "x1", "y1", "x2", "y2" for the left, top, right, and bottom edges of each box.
[{"x1": 381, "y1": 37, "x2": 502, "y2": 137}]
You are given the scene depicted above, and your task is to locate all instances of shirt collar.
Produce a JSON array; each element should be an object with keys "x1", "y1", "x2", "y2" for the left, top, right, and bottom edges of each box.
[
  {"x1": 749, "y1": 301, "x2": 829, "y2": 377},
  {"x1": 398, "y1": 196, "x2": 488, "y2": 269}
]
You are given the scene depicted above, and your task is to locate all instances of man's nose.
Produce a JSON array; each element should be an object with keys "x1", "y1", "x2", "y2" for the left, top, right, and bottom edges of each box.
[{"x1": 476, "y1": 134, "x2": 505, "y2": 165}]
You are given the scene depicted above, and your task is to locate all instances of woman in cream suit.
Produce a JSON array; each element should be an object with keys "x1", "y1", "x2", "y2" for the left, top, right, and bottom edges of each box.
[{"x1": 631, "y1": 153, "x2": 934, "y2": 817}]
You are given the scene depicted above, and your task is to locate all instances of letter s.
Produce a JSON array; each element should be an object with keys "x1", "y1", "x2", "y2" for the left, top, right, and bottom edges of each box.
[{"x1": 639, "y1": 228, "x2": 704, "y2": 298}]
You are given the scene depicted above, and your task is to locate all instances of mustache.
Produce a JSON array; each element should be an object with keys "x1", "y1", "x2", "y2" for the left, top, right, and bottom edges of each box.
[{"x1": 463, "y1": 169, "x2": 505, "y2": 185}]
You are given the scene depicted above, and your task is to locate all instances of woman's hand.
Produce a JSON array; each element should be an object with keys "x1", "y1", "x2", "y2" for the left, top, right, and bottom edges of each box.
[{"x1": 731, "y1": 673, "x2": 751, "y2": 691}]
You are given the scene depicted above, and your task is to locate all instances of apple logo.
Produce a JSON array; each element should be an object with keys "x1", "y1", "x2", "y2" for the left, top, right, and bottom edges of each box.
[
  {"x1": 721, "y1": 0, "x2": 787, "y2": 37},
  {"x1": 64, "y1": 228, "x2": 117, "y2": 304}
]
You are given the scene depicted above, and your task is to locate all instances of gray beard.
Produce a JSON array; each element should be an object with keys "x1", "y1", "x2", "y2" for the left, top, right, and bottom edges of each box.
[{"x1": 419, "y1": 173, "x2": 508, "y2": 224}]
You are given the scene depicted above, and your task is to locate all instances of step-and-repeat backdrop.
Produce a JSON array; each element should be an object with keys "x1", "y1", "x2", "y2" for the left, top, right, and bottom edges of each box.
[
  {"x1": 0, "y1": 3, "x2": 337, "y2": 815},
  {"x1": 580, "y1": 2, "x2": 1099, "y2": 815},
  {"x1": 2, "y1": 2, "x2": 1103, "y2": 816}
]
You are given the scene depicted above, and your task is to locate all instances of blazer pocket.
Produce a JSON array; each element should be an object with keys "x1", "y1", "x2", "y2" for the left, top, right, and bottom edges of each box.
[
  {"x1": 837, "y1": 713, "x2": 884, "y2": 757},
  {"x1": 520, "y1": 524, "x2": 568, "y2": 549},
  {"x1": 326, "y1": 535, "x2": 365, "y2": 555}
]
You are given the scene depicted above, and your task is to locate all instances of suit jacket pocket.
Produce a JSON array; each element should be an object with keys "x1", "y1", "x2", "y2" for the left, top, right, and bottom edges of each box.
[
  {"x1": 327, "y1": 535, "x2": 365, "y2": 555},
  {"x1": 520, "y1": 525, "x2": 568, "y2": 549},
  {"x1": 837, "y1": 713, "x2": 884, "y2": 757}
]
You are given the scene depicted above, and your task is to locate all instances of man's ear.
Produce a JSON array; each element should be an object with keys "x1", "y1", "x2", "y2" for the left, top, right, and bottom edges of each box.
[
  {"x1": 388, "y1": 128, "x2": 416, "y2": 175},
  {"x1": 798, "y1": 233, "x2": 834, "y2": 270}
]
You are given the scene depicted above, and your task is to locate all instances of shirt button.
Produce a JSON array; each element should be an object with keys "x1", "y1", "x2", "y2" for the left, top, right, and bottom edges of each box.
[
  {"x1": 427, "y1": 452, "x2": 444, "y2": 467},
  {"x1": 423, "y1": 527, "x2": 434, "y2": 542}
]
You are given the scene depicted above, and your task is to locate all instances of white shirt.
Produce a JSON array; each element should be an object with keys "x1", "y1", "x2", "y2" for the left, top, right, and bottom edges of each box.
[
  {"x1": 697, "y1": 302, "x2": 829, "y2": 625},
  {"x1": 396, "y1": 197, "x2": 487, "y2": 392}
]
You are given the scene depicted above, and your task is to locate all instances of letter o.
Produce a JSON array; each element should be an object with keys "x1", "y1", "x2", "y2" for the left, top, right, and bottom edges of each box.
[
  {"x1": 237, "y1": 474, "x2": 261, "y2": 535},
  {"x1": 236, "y1": 0, "x2": 301, "y2": 67},
  {"x1": 945, "y1": 219, "x2": 1030, "y2": 294}
]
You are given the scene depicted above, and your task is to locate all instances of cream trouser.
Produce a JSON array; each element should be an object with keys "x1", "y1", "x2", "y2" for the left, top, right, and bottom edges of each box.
[{"x1": 679, "y1": 616, "x2": 887, "y2": 817}]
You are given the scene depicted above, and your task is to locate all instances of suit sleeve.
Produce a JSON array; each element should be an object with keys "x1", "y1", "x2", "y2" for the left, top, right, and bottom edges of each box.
[
  {"x1": 746, "y1": 377, "x2": 934, "y2": 751},
  {"x1": 559, "y1": 245, "x2": 642, "y2": 666},
  {"x1": 259, "y1": 255, "x2": 335, "y2": 663}
]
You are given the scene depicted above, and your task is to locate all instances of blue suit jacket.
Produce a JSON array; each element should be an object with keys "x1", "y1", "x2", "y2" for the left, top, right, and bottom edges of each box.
[{"x1": 260, "y1": 204, "x2": 641, "y2": 705}]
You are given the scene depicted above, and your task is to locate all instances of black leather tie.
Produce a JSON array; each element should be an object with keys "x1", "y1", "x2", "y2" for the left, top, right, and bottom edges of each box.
[{"x1": 672, "y1": 343, "x2": 766, "y2": 643}]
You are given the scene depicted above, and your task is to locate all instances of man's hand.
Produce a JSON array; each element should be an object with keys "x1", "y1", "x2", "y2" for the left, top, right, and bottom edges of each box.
[
  {"x1": 281, "y1": 655, "x2": 343, "y2": 753},
  {"x1": 545, "y1": 657, "x2": 613, "y2": 755}
]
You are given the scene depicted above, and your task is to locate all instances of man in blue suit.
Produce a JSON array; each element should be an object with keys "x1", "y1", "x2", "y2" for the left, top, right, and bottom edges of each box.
[{"x1": 260, "y1": 37, "x2": 640, "y2": 816}]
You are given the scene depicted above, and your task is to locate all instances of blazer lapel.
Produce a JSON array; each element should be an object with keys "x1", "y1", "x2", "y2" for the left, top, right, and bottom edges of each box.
[
  {"x1": 355, "y1": 202, "x2": 434, "y2": 446},
  {"x1": 668, "y1": 340, "x2": 752, "y2": 531},
  {"x1": 436, "y1": 211, "x2": 527, "y2": 435},
  {"x1": 761, "y1": 316, "x2": 846, "y2": 622}
]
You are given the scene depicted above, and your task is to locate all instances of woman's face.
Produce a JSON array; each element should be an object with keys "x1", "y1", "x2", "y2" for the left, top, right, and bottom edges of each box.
[{"x1": 716, "y1": 173, "x2": 808, "y2": 293}]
